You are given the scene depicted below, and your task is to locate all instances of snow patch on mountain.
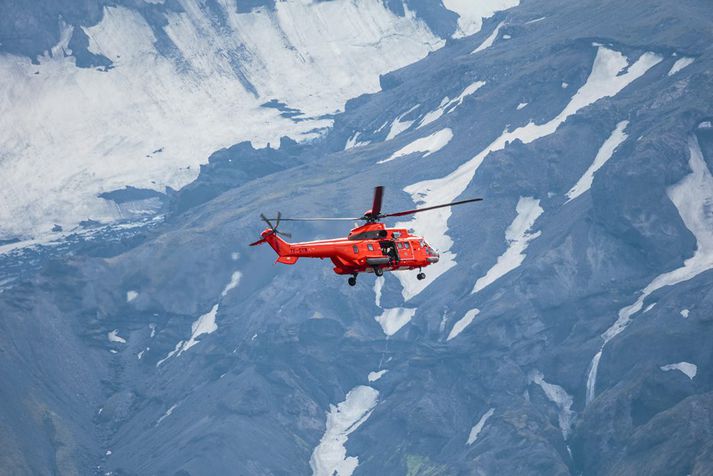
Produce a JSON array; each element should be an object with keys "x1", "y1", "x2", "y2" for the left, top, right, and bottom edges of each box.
[
  {"x1": 680, "y1": 309, "x2": 689, "y2": 318},
  {"x1": 467, "y1": 408, "x2": 495, "y2": 445},
  {"x1": 0, "y1": 0, "x2": 444, "y2": 239},
  {"x1": 395, "y1": 45, "x2": 661, "y2": 301},
  {"x1": 108, "y1": 330, "x2": 127, "y2": 344},
  {"x1": 379, "y1": 128, "x2": 453, "y2": 164},
  {"x1": 447, "y1": 308, "x2": 480, "y2": 341},
  {"x1": 345, "y1": 132, "x2": 370, "y2": 150},
  {"x1": 566, "y1": 120, "x2": 629, "y2": 202},
  {"x1": 472, "y1": 22, "x2": 504, "y2": 54},
  {"x1": 668, "y1": 57, "x2": 694, "y2": 76},
  {"x1": 443, "y1": 0, "x2": 519, "y2": 38},
  {"x1": 385, "y1": 105, "x2": 420, "y2": 141},
  {"x1": 373, "y1": 277, "x2": 415, "y2": 336},
  {"x1": 310, "y1": 385, "x2": 379, "y2": 476},
  {"x1": 529, "y1": 370, "x2": 574, "y2": 439},
  {"x1": 156, "y1": 404, "x2": 178, "y2": 426},
  {"x1": 375, "y1": 308, "x2": 417, "y2": 336},
  {"x1": 181, "y1": 304, "x2": 219, "y2": 353},
  {"x1": 373, "y1": 278, "x2": 384, "y2": 307},
  {"x1": 418, "y1": 81, "x2": 485, "y2": 129},
  {"x1": 660, "y1": 362, "x2": 697, "y2": 379},
  {"x1": 473, "y1": 197, "x2": 543, "y2": 293},
  {"x1": 587, "y1": 136, "x2": 713, "y2": 403},
  {"x1": 368, "y1": 370, "x2": 388, "y2": 382},
  {"x1": 126, "y1": 290, "x2": 139, "y2": 303},
  {"x1": 221, "y1": 271, "x2": 242, "y2": 297},
  {"x1": 157, "y1": 271, "x2": 241, "y2": 366}
]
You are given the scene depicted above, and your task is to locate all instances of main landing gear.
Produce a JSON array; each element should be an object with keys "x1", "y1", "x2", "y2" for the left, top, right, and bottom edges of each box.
[
  {"x1": 373, "y1": 266, "x2": 384, "y2": 277},
  {"x1": 348, "y1": 274, "x2": 358, "y2": 286}
]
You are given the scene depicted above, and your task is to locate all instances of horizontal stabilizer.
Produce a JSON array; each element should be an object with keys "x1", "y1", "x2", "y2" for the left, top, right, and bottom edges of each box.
[
  {"x1": 276, "y1": 256, "x2": 299, "y2": 265},
  {"x1": 249, "y1": 238, "x2": 267, "y2": 246}
]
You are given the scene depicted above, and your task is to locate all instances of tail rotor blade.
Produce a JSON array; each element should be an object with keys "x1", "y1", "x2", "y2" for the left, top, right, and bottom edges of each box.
[
  {"x1": 260, "y1": 213, "x2": 274, "y2": 230},
  {"x1": 275, "y1": 211, "x2": 281, "y2": 230},
  {"x1": 277, "y1": 231, "x2": 292, "y2": 238}
]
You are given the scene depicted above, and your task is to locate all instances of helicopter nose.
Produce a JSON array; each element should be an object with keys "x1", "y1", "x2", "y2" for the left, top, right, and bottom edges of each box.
[{"x1": 427, "y1": 254, "x2": 439, "y2": 263}]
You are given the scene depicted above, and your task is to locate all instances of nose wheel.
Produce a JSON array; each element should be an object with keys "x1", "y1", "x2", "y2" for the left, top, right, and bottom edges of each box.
[
  {"x1": 348, "y1": 274, "x2": 357, "y2": 286},
  {"x1": 417, "y1": 272, "x2": 426, "y2": 280},
  {"x1": 373, "y1": 267, "x2": 384, "y2": 277}
]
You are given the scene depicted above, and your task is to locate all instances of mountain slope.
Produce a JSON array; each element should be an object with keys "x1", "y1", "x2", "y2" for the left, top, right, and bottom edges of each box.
[{"x1": 1, "y1": 0, "x2": 713, "y2": 475}]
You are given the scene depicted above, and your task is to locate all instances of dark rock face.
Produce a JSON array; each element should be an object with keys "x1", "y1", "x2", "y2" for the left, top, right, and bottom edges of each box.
[{"x1": 2, "y1": 0, "x2": 713, "y2": 475}]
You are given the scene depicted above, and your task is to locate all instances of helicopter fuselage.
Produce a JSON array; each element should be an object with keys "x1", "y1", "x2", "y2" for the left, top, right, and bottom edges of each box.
[{"x1": 260, "y1": 222, "x2": 439, "y2": 276}]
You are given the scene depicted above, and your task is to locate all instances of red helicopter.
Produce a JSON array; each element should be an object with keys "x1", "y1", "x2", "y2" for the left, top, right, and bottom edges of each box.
[{"x1": 250, "y1": 186, "x2": 482, "y2": 286}]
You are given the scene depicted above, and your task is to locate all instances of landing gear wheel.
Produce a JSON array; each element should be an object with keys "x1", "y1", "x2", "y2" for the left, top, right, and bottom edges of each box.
[
  {"x1": 374, "y1": 267, "x2": 384, "y2": 277},
  {"x1": 417, "y1": 272, "x2": 426, "y2": 280},
  {"x1": 348, "y1": 276, "x2": 357, "y2": 286}
]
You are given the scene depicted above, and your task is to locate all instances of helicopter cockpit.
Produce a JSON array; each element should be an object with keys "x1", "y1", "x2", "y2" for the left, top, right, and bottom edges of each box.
[{"x1": 420, "y1": 239, "x2": 439, "y2": 261}]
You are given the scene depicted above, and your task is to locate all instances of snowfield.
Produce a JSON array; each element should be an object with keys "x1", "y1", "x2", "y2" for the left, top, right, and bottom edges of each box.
[
  {"x1": 310, "y1": 385, "x2": 379, "y2": 476},
  {"x1": 0, "y1": 0, "x2": 444, "y2": 239},
  {"x1": 668, "y1": 57, "x2": 694, "y2": 76},
  {"x1": 530, "y1": 370, "x2": 574, "y2": 439},
  {"x1": 157, "y1": 271, "x2": 241, "y2": 366},
  {"x1": 566, "y1": 120, "x2": 629, "y2": 202},
  {"x1": 443, "y1": 0, "x2": 519, "y2": 38},
  {"x1": 447, "y1": 308, "x2": 480, "y2": 341},
  {"x1": 379, "y1": 128, "x2": 453, "y2": 164},
  {"x1": 472, "y1": 197, "x2": 543, "y2": 293},
  {"x1": 587, "y1": 136, "x2": 713, "y2": 403},
  {"x1": 472, "y1": 22, "x2": 505, "y2": 54},
  {"x1": 660, "y1": 362, "x2": 697, "y2": 380},
  {"x1": 418, "y1": 81, "x2": 486, "y2": 129},
  {"x1": 373, "y1": 276, "x2": 416, "y2": 336},
  {"x1": 385, "y1": 105, "x2": 420, "y2": 141},
  {"x1": 375, "y1": 307, "x2": 417, "y2": 337},
  {"x1": 395, "y1": 45, "x2": 661, "y2": 301},
  {"x1": 467, "y1": 408, "x2": 495, "y2": 445}
]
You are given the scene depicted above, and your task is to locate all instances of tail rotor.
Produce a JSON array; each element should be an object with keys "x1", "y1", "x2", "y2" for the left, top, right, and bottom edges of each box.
[
  {"x1": 261, "y1": 212, "x2": 291, "y2": 238},
  {"x1": 249, "y1": 212, "x2": 291, "y2": 246}
]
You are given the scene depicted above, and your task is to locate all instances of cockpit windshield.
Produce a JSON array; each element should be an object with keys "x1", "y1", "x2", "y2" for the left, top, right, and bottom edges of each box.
[{"x1": 420, "y1": 240, "x2": 438, "y2": 256}]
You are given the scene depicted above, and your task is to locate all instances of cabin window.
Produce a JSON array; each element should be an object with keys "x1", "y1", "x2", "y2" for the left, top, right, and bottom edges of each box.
[
  {"x1": 403, "y1": 242, "x2": 410, "y2": 249},
  {"x1": 353, "y1": 245, "x2": 358, "y2": 254},
  {"x1": 397, "y1": 242, "x2": 403, "y2": 249},
  {"x1": 392, "y1": 231, "x2": 401, "y2": 239},
  {"x1": 367, "y1": 243, "x2": 374, "y2": 251}
]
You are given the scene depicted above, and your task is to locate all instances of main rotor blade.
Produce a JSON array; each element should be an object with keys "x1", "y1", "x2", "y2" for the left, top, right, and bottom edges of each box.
[
  {"x1": 379, "y1": 198, "x2": 483, "y2": 218},
  {"x1": 266, "y1": 217, "x2": 361, "y2": 222},
  {"x1": 371, "y1": 186, "x2": 384, "y2": 217}
]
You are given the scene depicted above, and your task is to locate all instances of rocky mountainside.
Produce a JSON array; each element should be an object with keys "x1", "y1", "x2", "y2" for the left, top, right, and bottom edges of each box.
[{"x1": 1, "y1": 0, "x2": 713, "y2": 475}]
